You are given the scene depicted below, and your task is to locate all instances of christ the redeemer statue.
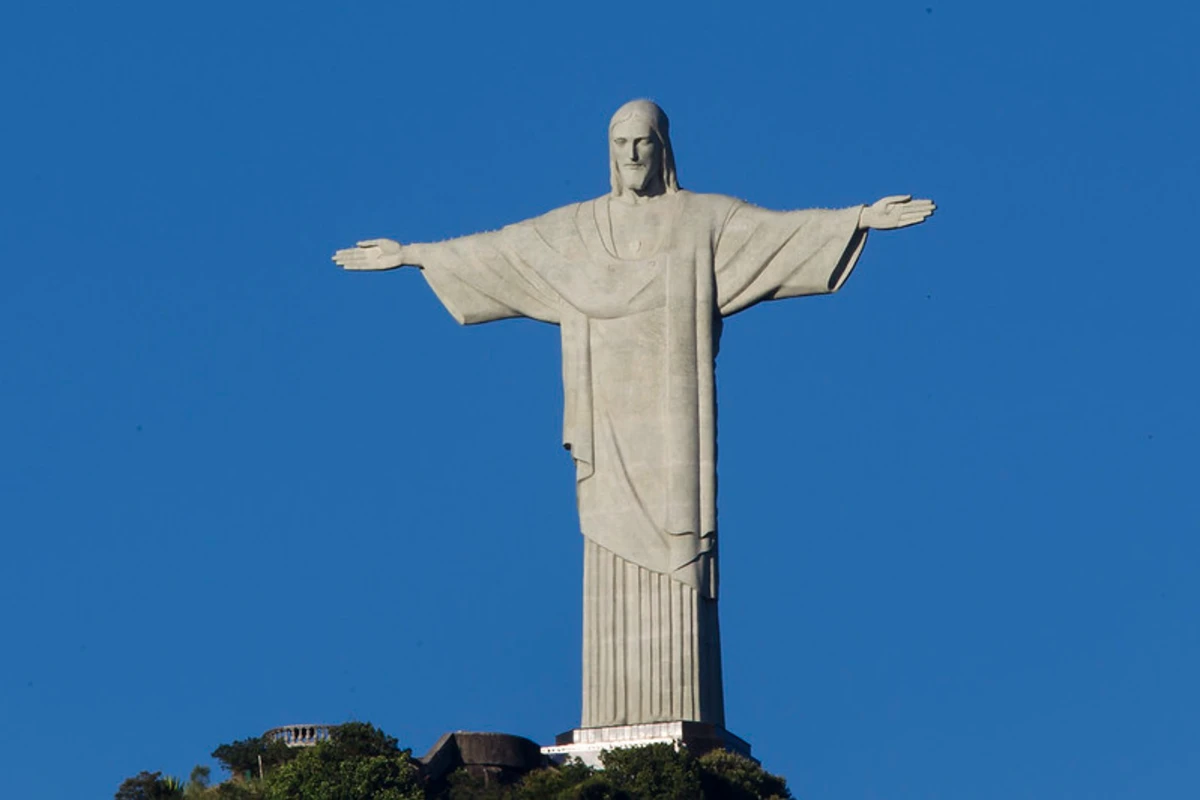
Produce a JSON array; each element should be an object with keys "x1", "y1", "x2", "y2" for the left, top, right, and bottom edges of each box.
[{"x1": 334, "y1": 100, "x2": 934, "y2": 736}]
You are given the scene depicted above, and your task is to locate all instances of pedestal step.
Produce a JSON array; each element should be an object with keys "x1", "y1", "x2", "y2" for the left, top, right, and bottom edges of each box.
[{"x1": 542, "y1": 721, "x2": 753, "y2": 768}]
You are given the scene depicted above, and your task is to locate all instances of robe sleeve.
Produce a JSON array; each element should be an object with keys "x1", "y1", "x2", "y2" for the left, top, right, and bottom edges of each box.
[
  {"x1": 408, "y1": 218, "x2": 569, "y2": 326},
  {"x1": 714, "y1": 201, "x2": 868, "y2": 317}
]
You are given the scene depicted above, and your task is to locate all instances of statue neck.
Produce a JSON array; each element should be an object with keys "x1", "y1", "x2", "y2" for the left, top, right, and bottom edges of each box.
[{"x1": 612, "y1": 186, "x2": 669, "y2": 206}]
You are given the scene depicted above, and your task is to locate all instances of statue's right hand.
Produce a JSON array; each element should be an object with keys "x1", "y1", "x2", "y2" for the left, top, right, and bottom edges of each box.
[{"x1": 332, "y1": 238, "x2": 405, "y2": 271}]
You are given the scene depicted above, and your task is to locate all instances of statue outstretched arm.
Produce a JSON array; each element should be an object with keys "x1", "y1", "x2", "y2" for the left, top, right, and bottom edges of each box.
[
  {"x1": 333, "y1": 230, "x2": 563, "y2": 325},
  {"x1": 858, "y1": 195, "x2": 936, "y2": 230},
  {"x1": 332, "y1": 238, "x2": 423, "y2": 271}
]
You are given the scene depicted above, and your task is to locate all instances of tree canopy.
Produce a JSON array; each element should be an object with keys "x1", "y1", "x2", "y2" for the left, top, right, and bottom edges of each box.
[{"x1": 118, "y1": 723, "x2": 793, "y2": 799}]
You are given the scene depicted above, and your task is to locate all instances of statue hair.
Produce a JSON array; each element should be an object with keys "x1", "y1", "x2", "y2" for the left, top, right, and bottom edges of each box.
[{"x1": 608, "y1": 100, "x2": 680, "y2": 197}]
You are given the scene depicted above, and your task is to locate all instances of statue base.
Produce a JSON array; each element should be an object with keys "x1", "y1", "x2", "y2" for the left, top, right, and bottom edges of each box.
[{"x1": 541, "y1": 721, "x2": 754, "y2": 768}]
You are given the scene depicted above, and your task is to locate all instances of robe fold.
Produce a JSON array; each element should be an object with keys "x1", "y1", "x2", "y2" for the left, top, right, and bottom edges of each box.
[{"x1": 411, "y1": 191, "x2": 867, "y2": 726}]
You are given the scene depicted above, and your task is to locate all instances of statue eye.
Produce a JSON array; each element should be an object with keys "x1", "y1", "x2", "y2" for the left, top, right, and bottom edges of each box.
[{"x1": 613, "y1": 138, "x2": 627, "y2": 145}]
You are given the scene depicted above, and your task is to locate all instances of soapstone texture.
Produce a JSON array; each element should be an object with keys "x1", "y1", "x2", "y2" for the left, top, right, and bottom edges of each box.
[{"x1": 333, "y1": 100, "x2": 934, "y2": 730}]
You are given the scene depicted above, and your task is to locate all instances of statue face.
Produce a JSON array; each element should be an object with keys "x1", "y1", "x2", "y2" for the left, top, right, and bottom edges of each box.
[{"x1": 610, "y1": 117, "x2": 662, "y2": 195}]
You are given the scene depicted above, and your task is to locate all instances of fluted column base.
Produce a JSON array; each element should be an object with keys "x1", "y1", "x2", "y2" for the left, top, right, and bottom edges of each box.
[{"x1": 581, "y1": 540, "x2": 725, "y2": 728}]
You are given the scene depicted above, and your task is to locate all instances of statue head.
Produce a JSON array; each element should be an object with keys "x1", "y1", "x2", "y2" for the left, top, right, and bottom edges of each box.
[{"x1": 609, "y1": 100, "x2": 679, "y2": 198}]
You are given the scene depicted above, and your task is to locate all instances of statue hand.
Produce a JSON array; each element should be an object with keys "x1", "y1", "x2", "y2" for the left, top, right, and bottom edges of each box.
[
  {"x1": 332, "y1": 238, "x2": 405, "y2": 271},
  {"x1": 859, "y1": 195, "x2": 936, "y2": 230}
]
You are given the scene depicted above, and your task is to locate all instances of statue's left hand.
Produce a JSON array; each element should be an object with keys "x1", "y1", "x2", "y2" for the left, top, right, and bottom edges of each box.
[
  {"x1": 859, "y1": 195, "x2": 936, "y2": 230},
  {"x1": 332, "y1": 238, "x2": 405, "y2": 271}
]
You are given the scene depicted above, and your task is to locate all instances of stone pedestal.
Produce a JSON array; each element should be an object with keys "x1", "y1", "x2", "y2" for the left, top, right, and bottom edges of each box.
[
  {"x1": 421, "y1": 731, "x2": 546, "y2": 789},
  {"x1": 541, "y1": 722, "x2": 753, "y2": 768}
]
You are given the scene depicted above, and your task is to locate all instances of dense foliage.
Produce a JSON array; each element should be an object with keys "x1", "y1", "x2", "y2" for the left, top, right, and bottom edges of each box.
[
  {"x1": 261, "y1": 724, "x2": 422, "y2": 800},
  {"x1": 436, "y1": 744, "x2": 791, "y2": 800},
  {"x1": 117, "y1": 723, "x2": 792, "y2": 799},
  {"x1": 114, "y1": 771, "x2": 183, "y2": 800},
  {"x1": 115, "y1": 766, "x2": 211, "y2": 800},
  {"x1": 212, "y1": 736, "x2": 299, "y2": 778}
]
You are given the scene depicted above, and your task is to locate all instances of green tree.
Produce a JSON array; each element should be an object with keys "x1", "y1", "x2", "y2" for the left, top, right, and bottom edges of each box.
[
  {"x1": 254, "y1": 723, "x2": 421, "y2": 800},
  {"x1": 567, "y1": 775, "x2": 628, "y2": 800},
  {"x1": 212, "y1": 736, "x2": 297, "y2": 779},
  {"x1": 599, "y1": 744, "x2": 702, "y2": 800},
  {"x1": 115, "y1": 771, "x2": 185, "y2": 800},
  {"x1": 182, "y1": 766, "x2": 210, "y2": 800},
  {"x1": 262, "y1": 747, "x2": 423, "y2": 800},
  {"x1": 698, "y1": 750, "x2": 792, "y2": 800},
  {"x1": 436, "y1": 747, "x2": 793, "y2": 800},
  {"x1": 515, "y1": 760, "x2": 607, "y2": 800},
  {"x1": 324, "y1": 722, "x2": 403, "y2": 759},
  {"x1": 436, "y1": 767, "x2": 509, "y2": 799},
  {"x1": 211, "y1": 780, "x2": 266, "y2": 800},
  {"x1": 439, "y1": 762, "x2": 629, "y2": 800},
  {"x1": 212, "y1": 739, "x2": 260, "y2": 778}
]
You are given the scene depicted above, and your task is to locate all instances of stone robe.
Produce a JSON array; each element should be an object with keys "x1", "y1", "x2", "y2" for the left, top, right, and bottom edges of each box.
[{"x1": 410, "y1": 191, "x2": 867, "y2": 727}]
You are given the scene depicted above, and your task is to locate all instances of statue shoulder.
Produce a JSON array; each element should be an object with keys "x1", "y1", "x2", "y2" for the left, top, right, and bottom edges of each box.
[
  {"x1": 677, "y1": 190, "x2": 739, "y2": 208},
  {"x1": 675, "y1": 191, "x2": 745, "y2": 224},
  {"x1": 506, "y1": 199, "x2": 595, "y2": 232},
  {"x1": 487, "y1": 199, "x2": 594, "y2": 257}
]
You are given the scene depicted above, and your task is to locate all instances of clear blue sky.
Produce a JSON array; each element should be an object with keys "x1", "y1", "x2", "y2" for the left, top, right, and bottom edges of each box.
[{"x1": 2, "y1": 2, "x2": 1197, "y2": 798}]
